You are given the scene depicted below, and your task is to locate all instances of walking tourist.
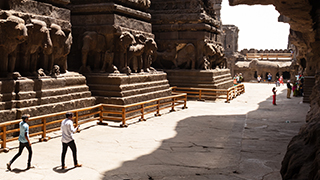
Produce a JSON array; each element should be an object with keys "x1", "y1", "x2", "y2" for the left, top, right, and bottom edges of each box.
[
  {"x1": 272, "y1": 87, "x2": 277, "y2": 105},
  {"x1": 287, "y1": 80, "x2": 292, "y2": 98},
  {"x1": 267, "y1": 73, "x2": 272, "y2": 84},
  {"x1": 7, "y1": 114, "x2": 33, "y2": 171},
  {"x1": 61, "y1": 112, "x2": 82, "y2": 170}
]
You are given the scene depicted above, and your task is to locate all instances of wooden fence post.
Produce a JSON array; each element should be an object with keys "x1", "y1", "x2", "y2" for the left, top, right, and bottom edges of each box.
[
  {"x1": 226, "y1": 89, "x2": 230, "y2": 103},
  {"x1": 170, "y1": 97, "x2": 176, "y2": 112},
  {"x1": 140, "y1": 104, "x2": 146, "y2": 121},
  {"x1": 75, "y1": 111, "x2": 79, "y2": 127},
  {"x1": 155, "y1": 100, "x2": 161, "y2": 116},
  {"x1": 1, "y1": 126, "x2": 6, "y2": 149},
  {"x1": 183, "y1": 94, "x2": 188, "y2": 109},
  {"x1": 120, "y1": 107, "x2": 127, "y2": 127},
  {"x1": 39, "y1": 118, "x2": 48, "y2": 142}
]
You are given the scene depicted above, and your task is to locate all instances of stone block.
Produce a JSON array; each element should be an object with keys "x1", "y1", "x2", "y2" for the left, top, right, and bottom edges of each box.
[{"x1": 165, "y1": 69, "x2": 233, "y2": 89}]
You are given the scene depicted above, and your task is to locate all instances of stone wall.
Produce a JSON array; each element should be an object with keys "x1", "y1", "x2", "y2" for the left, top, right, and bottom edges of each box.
[
  {"x1": 229, "y1": 0, "x2": 320, "y2": 179},
  {"x1": 0, "y1": 0, "x2": 95, "y2": 122},
  {"x1": 150, "y1": 0, "x2": 226, "y2": 70}
]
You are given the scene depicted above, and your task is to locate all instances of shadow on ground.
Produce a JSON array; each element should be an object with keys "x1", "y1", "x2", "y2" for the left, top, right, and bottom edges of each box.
[{"x1": 101, "y1": 88, "x2": 307, "y2": 180}]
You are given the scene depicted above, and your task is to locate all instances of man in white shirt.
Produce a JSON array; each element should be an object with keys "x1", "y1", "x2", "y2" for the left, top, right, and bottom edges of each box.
[{"x1": 61, "y1": 112, "x2": 82, "y2": 169}]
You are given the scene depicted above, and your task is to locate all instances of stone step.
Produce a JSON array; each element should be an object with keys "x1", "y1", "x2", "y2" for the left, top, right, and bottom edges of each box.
[
  {"x1": 96, "y1": 89, "x2": 172, "y2": 105},
  {"x1": 16, "y1": 85, "x2": 90, "y2": 100},
  {"x1": 86, "y1": 73, "x2": 168, "y2": 85},
  {"x1": 17, "y1": 97, "x2": 96, "y2": 118},
  {"x1": 16, "y1": 91, "x2": 92, "y2": 108},
  {"x1": 0, "y1": 92, "x2": 16, "y2": 102},
  {"x1": 92, "y1": 84, "x2": 170, "y2": 97},
  {"x1": 88, "y1": 80, "x2": 169, "y2": 92}
]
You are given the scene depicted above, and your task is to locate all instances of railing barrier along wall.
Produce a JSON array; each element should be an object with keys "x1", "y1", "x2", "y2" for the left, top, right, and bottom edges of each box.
[
  {"x1": 0, "y1": 93, "x2": 187, "y2": 152},
  {"x1": 171, "y1": 84, "x2": 245, "y2": 103}
]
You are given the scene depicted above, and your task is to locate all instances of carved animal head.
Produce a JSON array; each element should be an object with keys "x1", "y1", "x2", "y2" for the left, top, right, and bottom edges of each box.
[
  {"x1": 50, "y1": 23, "x2": 66, "y2": 38},
  {"x1": 0, "y1": 15, "x2": 28, "y2": 44},
  {"x1": 145, "y1": 38, "x2": 157, "y2": 52},
  {"x1": 119, "y1": 32, "x2": 135, "y2": 49}
]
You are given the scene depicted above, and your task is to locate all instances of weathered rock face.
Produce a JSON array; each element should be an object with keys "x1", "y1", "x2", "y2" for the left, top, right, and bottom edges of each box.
[
  {"x1": 229, "y1": 0, "x2": 320, "y2": 179},
  {"x1": 68, "y1": 0, "x2": 156, "y2": 74},
  {"x1": 150, "y1": 0, "x2": 226, "y2": 70},
  {"x1": 68, "y1": 0, "x2": 172, "y2": 105},
  {"x1": 0, "y1": 0, "x2": 94, "y2": 122}
]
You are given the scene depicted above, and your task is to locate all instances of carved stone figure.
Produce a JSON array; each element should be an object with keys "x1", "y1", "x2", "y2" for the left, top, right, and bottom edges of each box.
[
  {"x1": 201, "y1": 41, "x2": 225, "y2": 69},
  {"x1": 37, "y1": 68, "x2": 46, "y2": 77},
  {"x1": 80, "y1": 31, "x2": 108, "y2": 73},
  {"x1": 117, "y1": 32, "x2": 136, "y2": 74},
  {"x1": 20, "y1": 19, "x2": 52, "y2": 75},
  {"x1": 0, "y1": 14, "x2": 28, "y2": 76},
  {"x1": 127, "y1": 35, "x2": 146, "y2": 73},
  {"x1": 51, "y1": 65, "x2": 60, "y2": 78},
  {"x1": 153, "y1": 43, "x2": 177, "y2": 69},
  {"x1": 143, "y1": 38, "x2": 158, "y2": 72},
  {"x1": 50, "y1": 24, "x2": 72, "y2": 73},
  {"x1": 100, "y1": 48, "x2": 118, "y2": 73},
  {"x1": 176, "y1": 43, "x2": 196, "y2": 69}
]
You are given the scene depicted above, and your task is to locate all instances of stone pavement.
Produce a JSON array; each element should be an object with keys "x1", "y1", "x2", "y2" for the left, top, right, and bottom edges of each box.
[{"x1": 0, "y1": 83, "x2": 309, "y2": 180}]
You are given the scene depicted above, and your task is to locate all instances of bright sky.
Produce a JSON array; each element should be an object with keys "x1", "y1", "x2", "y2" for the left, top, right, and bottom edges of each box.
[{"x1": 220, "y1": 0, "x2": 290, "y2": 51}]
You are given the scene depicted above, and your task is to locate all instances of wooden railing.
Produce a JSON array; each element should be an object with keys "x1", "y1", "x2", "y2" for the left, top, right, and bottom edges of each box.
[
  {"x1": 0, "y1": 93, "x2": 187, "y2": 152},
  {"x1": 171, "y1": 84, "x2": 245, "y2": 102}
]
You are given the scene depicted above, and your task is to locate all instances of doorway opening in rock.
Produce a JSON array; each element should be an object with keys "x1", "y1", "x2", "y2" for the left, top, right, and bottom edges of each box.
[{"x1": 282, "y1": 71, "x2": 290, "y2": 79}]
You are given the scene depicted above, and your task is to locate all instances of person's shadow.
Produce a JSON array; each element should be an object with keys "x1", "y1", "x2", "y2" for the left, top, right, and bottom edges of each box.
[
  {"x1": 52, "y1": 166, "x2": 76, "y2": 173},
  {"x1": 9, "y1": 166, "x2": 35, "y2": 173}
]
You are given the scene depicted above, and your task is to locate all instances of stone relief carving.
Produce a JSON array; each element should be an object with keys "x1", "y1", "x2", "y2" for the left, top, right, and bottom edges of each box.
[
  {"x1": 50, "y1": 24, "x2": 72, "y2": 74},
  {"x1": 143, "y1": 38, "x2": 157, "y2": 72},
  {"x1": 200, "y1": 40, "x2": 225, "y2": 70},
  {"x1": 80, "y1": 31, "x2": 110, "y2": 73},
  {"x1": 127, "y1": 34, "x2": 158, "y2": 73},
  {"x1": 153, "y1": 43, "x2": 177, "y2": 69},
  {"x1": 175, "y1": 43, "x2": 196, "y2": 69},
  {"x1": 78, "y1": 31, "x2": 158, "y2": 75},
  {"x1": 0, "y1": 11, "x2": 72, "y2": 78},
  {"x1": 0, "y1": 13, "x2": 28, "y2": 77},
  {"x1": 20, "y1": 19, "x2": 52, "y2": 75},
  {"x1": 127, "y1": 34, "x2": 146, "y2": 73},
  {"x1": 117, "y1": 32, "x2": 136, "y2": 74}
]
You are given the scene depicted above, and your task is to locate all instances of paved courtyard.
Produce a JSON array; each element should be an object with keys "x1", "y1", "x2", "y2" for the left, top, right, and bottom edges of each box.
[{"x1": 0, "y1": 83, "x2": 309, "y2": 180}]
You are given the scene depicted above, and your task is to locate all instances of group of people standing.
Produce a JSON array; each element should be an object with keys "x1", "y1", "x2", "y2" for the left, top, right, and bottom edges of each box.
[
  {"x1": 6, "y1": 112, "x2": 82, "y2": 171},
  {"x1": 272, "y1": 73, "x2": 304, "y2": 105},
  {"x1": 233, "y1": 73, "x2": 243, "y2": 86},
  {"x1": 287, "y1": 74, "x2": 304, "y2": 98}
]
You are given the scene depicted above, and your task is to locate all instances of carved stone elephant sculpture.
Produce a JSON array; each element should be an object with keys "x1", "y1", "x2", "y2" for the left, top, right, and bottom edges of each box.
[
  {"x1": 116, "y1": 32, "x2": 136, "y2": 74},
  {"x1": 50, "y1": 24, "x2": 72, "y2": 73},
  {"x1": 176, "y1": 43, "x2": 196, "y2": 69},
  {"x1": 143, "y1": 38, "x2": 157, "y2": 72},
  {"x1": 0, "y1": 14, "x2": 28, "y2": 76},
  {"x1": 80, "y1": 31, "x2": 108, "y2": 73},
  {"x1": 20, "y1": 19, "x2": 52, "y2": 75},
  {"x1": 201, "y1": 41, "x2": 225, "y2": 69},
  {"x1": 153, "y1": 43, "x2": 177, "y2": 69}
]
